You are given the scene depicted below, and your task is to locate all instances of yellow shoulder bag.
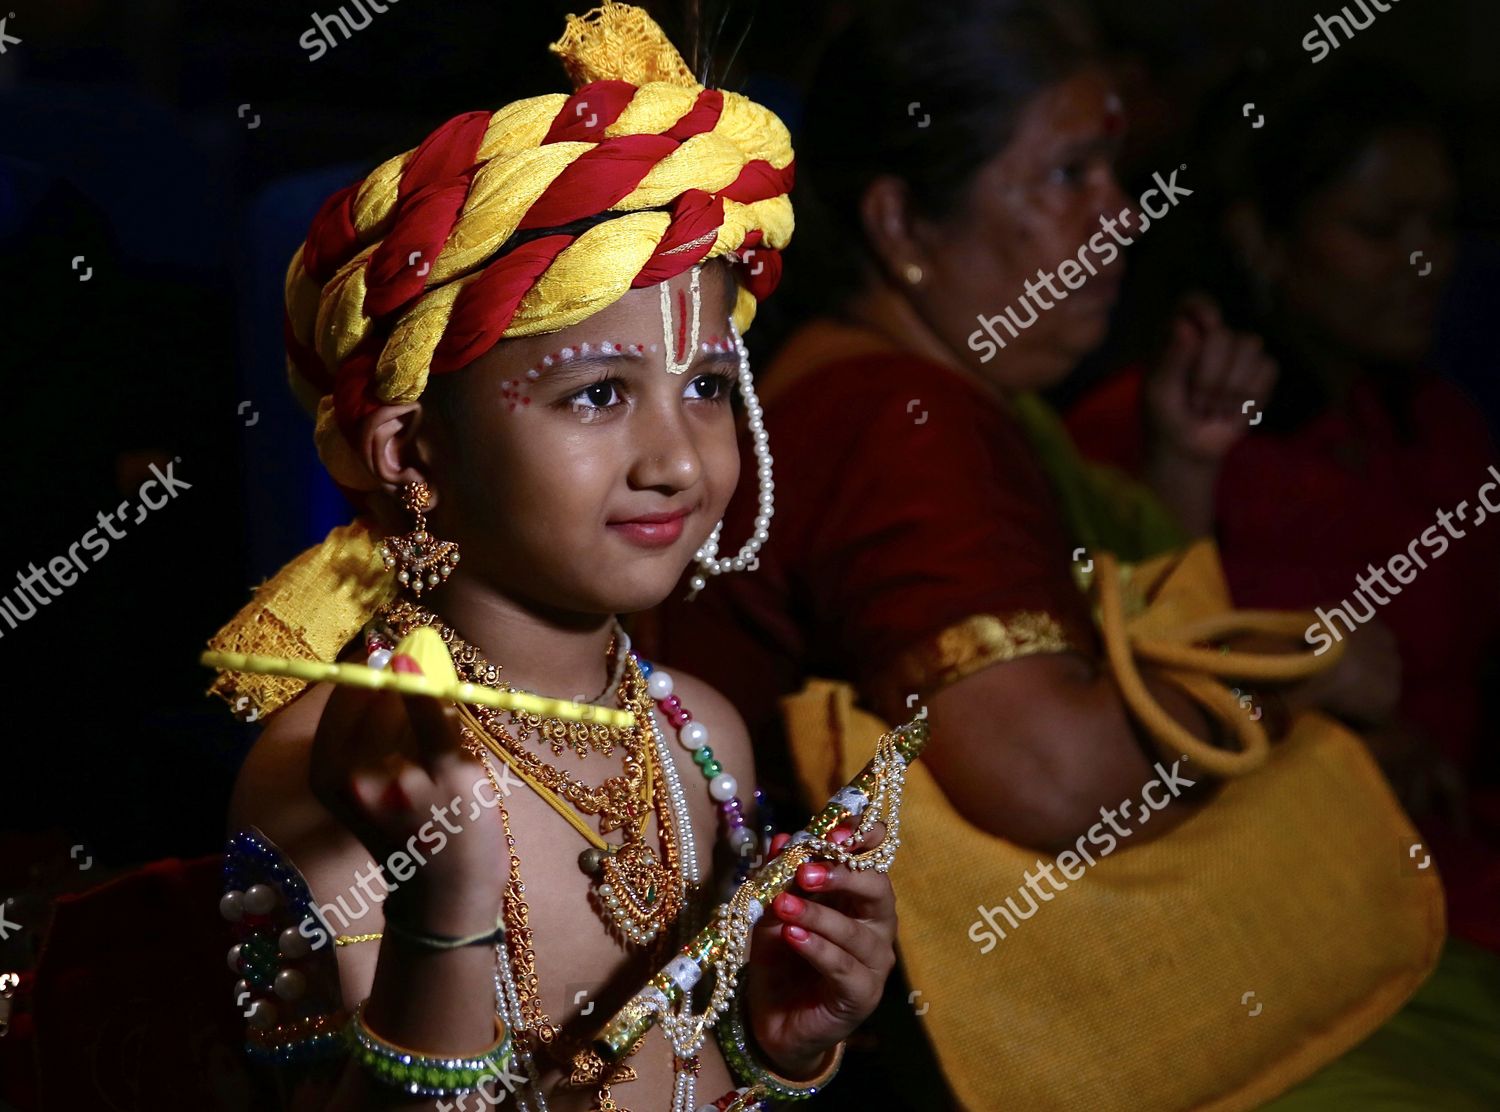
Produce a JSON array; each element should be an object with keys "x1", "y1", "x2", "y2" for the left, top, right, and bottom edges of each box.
[{"x1": 782, "y1": 541, "x2": 1444, "y2": 1111}]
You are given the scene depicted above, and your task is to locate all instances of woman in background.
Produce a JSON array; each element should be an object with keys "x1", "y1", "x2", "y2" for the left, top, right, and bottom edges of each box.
[
  {"x1": 1067, "y1": 63, "x2": 1500, "y2": 951},
  {"x1": 644, "y1": 0, "x2": 1376, "y2": 865},
  {"x1": 642, "y1": 2, "x2": 1500, "y2": 1107}
]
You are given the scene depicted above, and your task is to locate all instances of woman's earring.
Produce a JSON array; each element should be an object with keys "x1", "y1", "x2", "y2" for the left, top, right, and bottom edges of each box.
[
  {"x1": 379, "y1": 481, "x2": 460, "y2": 596},
  {"x1": 903, "y1": 262, "x2": 924, "y2": 286}
]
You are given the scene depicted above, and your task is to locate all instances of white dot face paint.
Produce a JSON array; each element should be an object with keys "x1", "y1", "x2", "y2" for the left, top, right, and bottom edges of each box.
[
  {"x1": 503, "y1": 266, "x2": 732, "y2": 419},
  {"x1": 514, "y1": 341, "x2": 649, "y2": 406},
  {"x1": 697, "y1": 335, "x2": 736, "y2": 356}
]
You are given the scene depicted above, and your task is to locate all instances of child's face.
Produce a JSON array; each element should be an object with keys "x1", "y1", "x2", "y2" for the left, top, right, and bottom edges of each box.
[{"x1": 420, "y1": 262, "x2": 745, "y2": 616}]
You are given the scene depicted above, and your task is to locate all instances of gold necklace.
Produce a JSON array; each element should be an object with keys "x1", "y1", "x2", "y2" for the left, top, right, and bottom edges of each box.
[
  {"x1": 380, "y1": 598, "x2": 629, "y2": 758},
  {"x1": 467, "y1": 726, "x2": 652, "y2": 1112},
  {"x1": 380, "y1": 600, "x2": 685, "y2": 947}
]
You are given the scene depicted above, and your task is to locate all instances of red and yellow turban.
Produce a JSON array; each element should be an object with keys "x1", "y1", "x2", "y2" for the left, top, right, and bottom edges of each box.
[{"x1": 206, "y1": 1, "x2": 794, "y2": 720}]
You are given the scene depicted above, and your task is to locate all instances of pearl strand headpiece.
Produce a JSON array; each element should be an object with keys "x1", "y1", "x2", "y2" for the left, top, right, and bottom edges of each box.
[{"x1": 686, "y1": 317, "x2": 772, "y2": 600}]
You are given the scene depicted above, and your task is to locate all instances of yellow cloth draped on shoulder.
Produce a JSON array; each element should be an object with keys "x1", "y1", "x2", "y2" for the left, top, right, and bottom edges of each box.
[{"x1": 205, "y1": 2, "x2": 794, "y2": 722}]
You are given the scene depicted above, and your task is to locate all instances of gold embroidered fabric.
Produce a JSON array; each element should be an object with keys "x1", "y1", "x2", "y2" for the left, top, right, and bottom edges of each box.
[
  {"x1": 205, "y1": 519, "x2": 395, "y2": 721},
  {"x1": 875, "y1": 611, "x2": 1073, "y2": 702}
]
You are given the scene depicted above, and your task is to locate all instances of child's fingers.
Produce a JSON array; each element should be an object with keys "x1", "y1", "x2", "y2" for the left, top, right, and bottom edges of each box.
[
  {"x1": 390, "y1": 654, "x2": 466, "y2": 771},
  {"x1": 311, "y1": 681, "x2": 384, "y2": 785},
  {"x1": 795, "y1": 862, "x2": 897, "y2": 938},
  {"x1": 748, "y1": 904, "x2": 793, "y2": 965},
  {"x1": 772, "y1": 891, "x2": 887, "y2": 970},
  {"x1": 779, "y1": 921, "x2": 884, "y2": 1008},
  {"x1": 830, "y1": 820, "x2": 886, "y2": 851}
]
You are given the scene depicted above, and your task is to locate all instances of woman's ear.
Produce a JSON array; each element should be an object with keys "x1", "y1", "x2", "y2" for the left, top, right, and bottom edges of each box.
[{"x1": 858, "y1": 174, "x2": 930, "y2": 284}]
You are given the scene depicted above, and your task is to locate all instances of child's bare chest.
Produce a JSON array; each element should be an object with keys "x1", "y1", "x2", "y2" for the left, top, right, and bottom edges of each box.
[{"x1": 480, "y1": 745, "x2": 737, "y2": 1108}]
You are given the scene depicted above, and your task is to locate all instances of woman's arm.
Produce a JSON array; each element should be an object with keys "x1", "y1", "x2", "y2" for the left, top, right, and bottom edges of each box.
[{"x1": 876, "y1": 650, "x2": 1215, "y2": 853}]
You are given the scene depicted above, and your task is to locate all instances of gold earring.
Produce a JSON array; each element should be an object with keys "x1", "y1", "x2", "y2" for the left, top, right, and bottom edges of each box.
[
  {"x1": 903, "y1": 262, "x2": 924, "y2": 285},
  {"x1": 379, "y1": 481, "x2": 460, "y2": 596}
]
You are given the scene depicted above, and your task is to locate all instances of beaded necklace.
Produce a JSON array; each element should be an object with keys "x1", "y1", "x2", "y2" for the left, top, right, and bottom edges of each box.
[{"x1": 365, "y1": 605, "x2": 765, "y2": 1111}]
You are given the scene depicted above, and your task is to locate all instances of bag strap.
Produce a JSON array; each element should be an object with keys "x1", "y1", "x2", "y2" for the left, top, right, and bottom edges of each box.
[
  {"x1": 1133, "y1": 611, "x2": 1347, "y2": 681},
  {"x1": 1095, "y1": 552, "x2": 1271, "y2": 777}
]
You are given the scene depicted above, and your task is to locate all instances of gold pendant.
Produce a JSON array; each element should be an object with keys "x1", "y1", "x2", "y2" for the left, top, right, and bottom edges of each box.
[{"x1": 596, "y1": 840, "x2": 679, "y2": 946}]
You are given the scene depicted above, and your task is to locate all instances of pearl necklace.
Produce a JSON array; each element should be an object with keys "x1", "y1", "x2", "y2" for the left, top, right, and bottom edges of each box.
[{"x1": 469, "y1": 659, "x2": 763, "y2": 1112}]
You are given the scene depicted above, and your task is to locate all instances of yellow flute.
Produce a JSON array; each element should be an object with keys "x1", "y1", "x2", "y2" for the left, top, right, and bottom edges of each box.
[{"x1": 200, "y1": 625, "x2": 637, "y2": 729}]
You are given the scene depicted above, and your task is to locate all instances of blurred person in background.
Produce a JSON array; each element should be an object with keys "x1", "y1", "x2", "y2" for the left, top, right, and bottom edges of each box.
[
  {"x1": 643, "y1": 0, "x2": 1381, "y2": 879},
  {"x1": 1067, "y1": 62, "x2": 1500, "y2": 951},
  {"x1": 635, "y1": 1, "x2": 1500, "y2": 1107}
]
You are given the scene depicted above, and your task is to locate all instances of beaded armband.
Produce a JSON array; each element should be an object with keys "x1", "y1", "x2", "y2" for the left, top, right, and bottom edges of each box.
[
  {"x1": 222, "y1": 828, "x2": 347, "y2": 1066},
  {"x1": 348, "y1": 1001, "x2": 513, "y2": 1097},
  {"x1": 716, "y1": 987, "x2": 845, "y2": 1102}
]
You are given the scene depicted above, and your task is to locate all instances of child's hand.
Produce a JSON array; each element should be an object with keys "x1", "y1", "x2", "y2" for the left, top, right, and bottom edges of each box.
[
  {"x1": 307, "y1": 653, "x2": 508, "y2": 929},
  {"x1": 743, "y1": 822, "x2": 897, "y2": 1080}
]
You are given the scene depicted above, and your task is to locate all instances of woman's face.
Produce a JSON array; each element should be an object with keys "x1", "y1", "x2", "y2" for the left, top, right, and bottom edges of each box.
[
  {"x1": 415, "y1": 262, "x2": 743, "y2": 617},
  {"x1": 1273, "y1": 127, "x2": 1456, "y2": 365},
  {"x1": 923, "y1": 67, "x2": 1132, "y2": 389}
]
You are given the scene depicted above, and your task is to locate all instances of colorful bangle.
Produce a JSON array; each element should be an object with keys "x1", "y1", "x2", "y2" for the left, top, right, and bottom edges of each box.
[
  {"x1": 347, "y1": 1001, "x2": 512, "y2": 1097},
  {"x1": 716, "y1": 988, "x2": 845, "y2": 1101}
]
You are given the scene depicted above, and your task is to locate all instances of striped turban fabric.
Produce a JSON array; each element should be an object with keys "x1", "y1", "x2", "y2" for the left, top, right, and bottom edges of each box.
[{"x1": 205, "y1": 1, "x2": 795, "y2": 721}]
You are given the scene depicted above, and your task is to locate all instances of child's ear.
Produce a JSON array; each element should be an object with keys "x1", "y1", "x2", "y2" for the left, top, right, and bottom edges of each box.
[{"x1": 358, "y1": 402, "x2": 435, "y2": 501}]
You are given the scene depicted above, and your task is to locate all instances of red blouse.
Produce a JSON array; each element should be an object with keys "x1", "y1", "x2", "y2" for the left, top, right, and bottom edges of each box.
[
  {"x1": 1067, "y1": 367, "x2": 1500, "y2": 769},
  {"x1": 639, "y1": 319, "x2": 1094, "y2": 765}
]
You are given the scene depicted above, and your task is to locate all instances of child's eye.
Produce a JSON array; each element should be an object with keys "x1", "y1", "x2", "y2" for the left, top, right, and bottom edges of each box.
[
  {"x1": 569, "y1": 379, "x2": 624, "y2": 411},
  {"x1": 685, "y1": 371, "x2": 735, "y2": 403}
]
